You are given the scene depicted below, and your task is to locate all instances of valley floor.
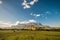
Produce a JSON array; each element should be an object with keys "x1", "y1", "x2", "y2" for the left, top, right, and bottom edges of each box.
[{"x1": 0, "y1": 30, "x2": 60, "y2": 40}]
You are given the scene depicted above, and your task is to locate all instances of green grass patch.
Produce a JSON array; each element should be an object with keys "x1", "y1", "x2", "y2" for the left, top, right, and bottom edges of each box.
[{"x1": 0, "y1": 30, "x2": 60, "y2": 40}]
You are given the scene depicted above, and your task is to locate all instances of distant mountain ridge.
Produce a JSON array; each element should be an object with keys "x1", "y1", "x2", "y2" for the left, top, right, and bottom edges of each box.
[{"x1": 0, "y1": 22, "x2": 50, "y2": 30}]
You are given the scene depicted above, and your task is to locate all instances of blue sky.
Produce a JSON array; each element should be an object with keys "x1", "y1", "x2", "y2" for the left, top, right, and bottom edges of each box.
[{"x1": 0, "y1": 0, "x2": 60, "y2": 27}]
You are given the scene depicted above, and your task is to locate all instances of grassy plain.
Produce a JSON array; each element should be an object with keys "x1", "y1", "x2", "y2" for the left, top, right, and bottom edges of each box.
[{"x1": 0, "y1": 30, "x2": 60, "y2": 40}]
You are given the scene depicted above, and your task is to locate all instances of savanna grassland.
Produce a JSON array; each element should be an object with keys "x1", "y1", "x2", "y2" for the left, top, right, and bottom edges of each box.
[{"x1": 0, "y1": 30, "x2": 60, "y2": 40}]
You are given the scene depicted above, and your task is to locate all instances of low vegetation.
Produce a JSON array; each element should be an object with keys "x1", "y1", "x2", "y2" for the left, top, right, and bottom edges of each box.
[{"x1": 0, "y1": 30, "x2": 60, "y2": 40}]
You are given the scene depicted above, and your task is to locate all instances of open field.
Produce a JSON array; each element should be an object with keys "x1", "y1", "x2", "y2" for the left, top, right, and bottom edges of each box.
[{"x1": 0, "y1": 30, "x2": 60, "y2": 40}]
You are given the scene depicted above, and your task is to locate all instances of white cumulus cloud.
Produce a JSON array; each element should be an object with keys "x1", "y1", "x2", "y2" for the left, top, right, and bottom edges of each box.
[
  {"x1": 22, "y1": 0, "x2": 38, "y2": 9},
  {"x1": 30, "y1": 0, "x2": 38, "y2": 5},
  {"x1": 11, "y1": 20, "x2": 36, "y2": 27},
  {"x1": 34, "y1": 14, "x2": 41, "y2": 17},
  {"x1": 30, "y1": 1, "x2": 35, "y2": 5},
  {"x1": 15, "y1": 20, "x2": 36, "y2": 24},
  {"x1": 30, "y1": 13, "x2": 41, "y2": 17},
  {"x1": 24, "y1": 4, "x2": 30, "y2": 9},
  {"x1": 28, "y1": 20, "x2": 36, "y2": 23},
  {"x1": 0, "y1": 20, "x2": 36, "y2": 28}
]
